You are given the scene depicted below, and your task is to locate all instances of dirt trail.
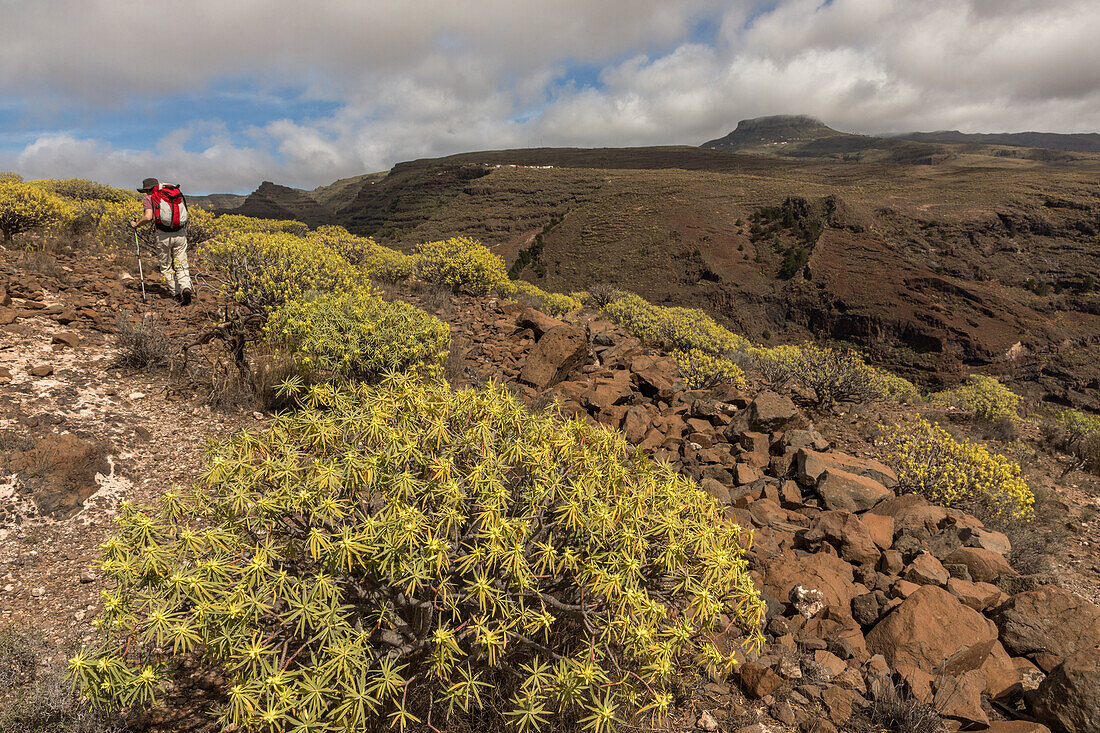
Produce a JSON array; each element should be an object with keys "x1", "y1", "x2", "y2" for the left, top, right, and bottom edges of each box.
[{"x1": 0, "y1": 252, "x2": 249, "y2": 650}]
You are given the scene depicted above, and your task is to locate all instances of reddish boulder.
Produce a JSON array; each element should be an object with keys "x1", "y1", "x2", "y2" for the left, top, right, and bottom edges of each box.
[
  {"x1": 960, "y1": 526, "x2": 1012, "y2": 556},
  {"x1": 868, "y1": 494, "x2": 949, "y2": 539},
  {"x1": 904, "y1": 552, "x2": 949, "y2": 586},
  {"x1": 993, "y1": 586, "x2": 1100, "y2": 659},
  {"x1": 802, "y1": 511, "x2": 881, "y2": 566},
  {"x1": 980, "y1": 641, "x2": 1020, "y2": 700},
  {"x1": 1034, "y1": 649, "x2": 1100, "y2": 733},
  {"x1": 944, "y1": 546, "x2": 1016, "y2": 583},
  {"x1": 734, "y1": 463, "x2": 763, "y2": 485},
  {"x1": 763, "y1": 550, "x2": 858, "y2": 615},
  {"x1": 933, "y1": 669, "x2": 988, "y2": 727},
  {"x1": 738, "y1": 661, "x2": 782, "y2": 698},
  {"x1": 816, "y1": 468, "x2": 893, "y2": 513},
  {"x1": 515, "y1": 306, "x2": 565, "y2": 338},
  {"x1": 865, "y1": 585, "x2": 998, "y2": 674},
  {"x1": 984, "y1": 724, "x2": 1051, "y2": 733},
  {"x1": 795, "y1": 449, "x2": 898, "y2": 488},
  {"x1": 621, "y1": 405, "x2": 649, "y2": 444},
  {"x1": 741, "y1": 390, "x2": 802, "y2": 432},
  {"x1": 861, "y1": 512, "x2": 894, "y2": 549},
  {"x1": 946, "y1": 577, "x2": 1004, "y2": 612},
  {"x1": 518, "y1": 324, "x2": 589, "y2": 388},
  {"x1": 629, "y1": 355, "x2": 681, "y2": 400}
]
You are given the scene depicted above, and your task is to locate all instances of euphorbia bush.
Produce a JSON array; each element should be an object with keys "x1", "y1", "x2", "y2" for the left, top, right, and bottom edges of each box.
[
  {"x1": 31, "y1": 177, "x2": 137, "y2": 203},
  {"x1": 71, "y1": 375, "x2": 765, "y2": 732},
  {"x1": 672, "y1": 348, "x2": 747, "y2": 390},
  {"x1": 880, "y1": 417, "x2": 1034, "y2": 521},
  {"x1": 0, "y1": 180, "x2": 72, "y2": 244},
  {"x1": 599, "y1": 290, "x2": 750, "y2": 356},
  {"x1": 512, "y1": 280, "x2": 583, "y2": 317},
  {"x1": 415, "y1": 237, "x2": 515, "y2": 296},
  {"x1": 266, "y1": 287, "x2": 450, "y2": 382},
  {"x1": 215, "y1": 214, "x2": 309, "y2": 237},
  {"x1": 931, "y1": 375, "x2": 1021, "y2": 422},
  {"x1": 203, "y1": 231, "x2": 366, "y2": 313}
]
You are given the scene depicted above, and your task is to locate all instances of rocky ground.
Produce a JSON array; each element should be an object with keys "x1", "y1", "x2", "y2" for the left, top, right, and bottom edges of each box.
[{"x1": 2, "y1": 242, "x2": 1100, "y2": 732}]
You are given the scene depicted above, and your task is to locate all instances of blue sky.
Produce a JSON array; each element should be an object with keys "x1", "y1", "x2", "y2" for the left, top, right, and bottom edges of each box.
[{"x1": 2, "y1": 0, "x2": 1097, "y2": 193}]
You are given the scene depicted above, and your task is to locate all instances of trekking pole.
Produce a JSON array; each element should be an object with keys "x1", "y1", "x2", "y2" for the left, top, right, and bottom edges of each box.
[{"x1": 134, "y1": 230, "x2": 147, "y2": 303}]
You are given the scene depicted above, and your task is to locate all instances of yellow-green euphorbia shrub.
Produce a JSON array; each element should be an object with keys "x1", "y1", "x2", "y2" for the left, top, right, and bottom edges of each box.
[{"x1": 71, "y1": 375, "x2": 764, "y2": 732}]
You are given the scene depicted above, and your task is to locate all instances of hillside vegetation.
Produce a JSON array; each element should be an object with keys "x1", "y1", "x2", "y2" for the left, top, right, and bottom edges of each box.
[{"x1": 1, "y1": 186, "x2": 1099, "y2": 732}]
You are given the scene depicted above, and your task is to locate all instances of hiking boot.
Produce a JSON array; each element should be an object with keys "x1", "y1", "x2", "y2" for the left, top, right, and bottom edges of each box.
[{"x1": 180, "y1": 289, "x2": 193, "y2": 306}]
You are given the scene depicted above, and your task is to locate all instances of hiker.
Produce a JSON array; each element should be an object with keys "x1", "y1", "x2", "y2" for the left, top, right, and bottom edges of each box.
[{"x1": 130, "y1": 177, "x2": 193, "y2": 306}]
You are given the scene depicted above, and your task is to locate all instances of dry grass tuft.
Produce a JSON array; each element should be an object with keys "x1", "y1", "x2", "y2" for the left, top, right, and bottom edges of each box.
[{"x1": 114, "y1": 314, "x2": 168, "y2": 369}]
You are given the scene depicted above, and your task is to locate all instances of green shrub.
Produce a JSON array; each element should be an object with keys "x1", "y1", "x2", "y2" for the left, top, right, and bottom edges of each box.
[
  {"x1": 750, "y1": 344, "x2": 801, "y2": 390},
  {"x1": 215, "y1": 214, "x2": 309, "y2": 238},
  {"x1": 672, "y1": 349, "x2": 747, "y2": 390},
  {"x1": 362, "y1": 247, "x2": 418, "y2": 283},
  {"x1": 415, "y1": 237, "x2": 515, "y2": 296},
  {"x1": 931, "y1": 375, "x2": 1021, "y2": 422},
  {"x1": 512, "y1": 280, "x2": 583, "y2": 317},
  {"x1": 71, "y1": 375, "x2": 764, "y2": 732},
  {"x1": 203, "y1": 231, "x2": 366, "y2": 313},
  {"x1": 880, "y1": 417, "x2": 1034, "y2": 521},
  {"x1": 872, "y1": 371, "x2": 921, "y2": 403},
  {"x1": 266, "y1": 287, "x2": 450, "y2": 382},
  {"x1": 789, "y1": 343, "x2": 880, "y2": 408},
  {"x1": 308, "y1": 226, "x2": 416, "y2": 283},
  {"x1": 1046, "y1": 408, "x2": 1100, "y2": 473},
  {"x1": 1, "y1": 625, "x2": 120, "y2": 733},
  {"x1": 778, "y1": 246, "x2": 809, "y2": 279},
  {"x1": 0, "y1": 180, "x2": 73, "y2": 244},
  {"x1": 31, "y1": 178, "x2": 137, "y2": 203},
  {"x1": 752, "y1": 343, "x2": 912, "y2": 407},
  {"x1": 600, "y1": 291, "x2": 750, "y2": 356}
]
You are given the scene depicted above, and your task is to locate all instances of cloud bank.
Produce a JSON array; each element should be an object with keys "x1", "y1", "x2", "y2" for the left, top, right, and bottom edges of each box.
[{"x1": 2, "y1": 0, "x2": 1098, "y2": 192}]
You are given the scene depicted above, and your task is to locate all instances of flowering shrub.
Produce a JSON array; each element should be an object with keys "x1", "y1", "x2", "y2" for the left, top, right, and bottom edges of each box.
[
  {"x1": 880, "y1": 417, "x2": 1034, "y2": 521},
  {"x1": 415, "y1": 237, "x2": 515, "y2": 296},
  {"x1": 752, "y1": 343, "x2": 915, "y2": 407},
  {"x1": 750, "y1": 344, "x2": 802, "y2": 390},
  {"x1": 931, "y1": 375, "x2": 1021, "y2": 422},
  {"x1": 203, "y1": 231, "x2": 366, "y2": 313},
  {"x1": 305, "y1": 225, "x2": 416, "y2": 283},
  {"x1": 794, "y1": 343, "x2": 882, "y2": 408},
  {"x1": 69, "y1": 198, "x2": 143, "y2": 247},
  {"x1": 215, "y1": 214, "x2": 309, "y2": 238},
  {"x1": 70, "y1": 375, "x2": 764, "y2": 732},
  {"x1": 673, "y1": 349, "x2": 748, "y2": 390},
  {"x1": 266, "y1": 288, "x2": 450, "y2": 382},
  {"x1": 1046, "y1": 408, "x2": 1100, "y2": 474},
  {"x1": 0, "y1": 180, "x2": 72, "y2": 244},
  {"x1": 512, "y1": 280, "x2": 583, "y2": 317},
  {"x1": 872, "y1": 371, "x2": 921, "y2": 403},
  {"x1": 31, "y1": 178, "x2": 136, "y2": 203},
  {"x1": 600, "y1": 291, "x2": 750, "y2": 356}
]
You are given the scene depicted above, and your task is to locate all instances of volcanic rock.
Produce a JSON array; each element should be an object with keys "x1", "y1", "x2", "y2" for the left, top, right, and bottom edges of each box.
[
  {"x1": 993, "y1": 586, "x2": 1100, "y2": 659},
  {"x1": 816, "y1": 468, "x2": 893, "y2": 513},
  {"x1": 944, "y1": 546, "x2": 1016, "y2": 583},
  {"x1": 1033, "y1": 649, "x2": 1100, "y2": 733},
  {"x1": 865, "y1": 585, "x2": 998, "y2": 674},
  {"x1": 518, "y1": 324, "x2": 589, "y2": 388}
]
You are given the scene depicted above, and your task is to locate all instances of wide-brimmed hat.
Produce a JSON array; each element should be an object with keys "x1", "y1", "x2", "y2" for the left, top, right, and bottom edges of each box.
[{"x1": 137, "y1": 177, "x2": 158, "y2": 192}]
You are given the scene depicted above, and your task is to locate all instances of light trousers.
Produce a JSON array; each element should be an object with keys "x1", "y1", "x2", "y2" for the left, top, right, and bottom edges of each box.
[{"x1": 154, "y1": 228, "x2": 192, "y2": 295}]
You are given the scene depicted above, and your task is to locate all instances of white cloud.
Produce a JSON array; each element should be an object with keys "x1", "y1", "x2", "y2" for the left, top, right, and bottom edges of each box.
[{"x1": 1, "y1": 0, "x2": 1098, "y2": 192}]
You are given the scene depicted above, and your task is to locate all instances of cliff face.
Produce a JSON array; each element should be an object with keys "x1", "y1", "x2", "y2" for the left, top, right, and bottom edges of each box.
[{"x1": 231, "y1": 181, "x2": 336, "y2": 228}]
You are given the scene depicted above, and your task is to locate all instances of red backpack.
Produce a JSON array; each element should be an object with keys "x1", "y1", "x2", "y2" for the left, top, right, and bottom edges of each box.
[{"x1": 150, "y1": 184, "x2": 188, "y2": 232}]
